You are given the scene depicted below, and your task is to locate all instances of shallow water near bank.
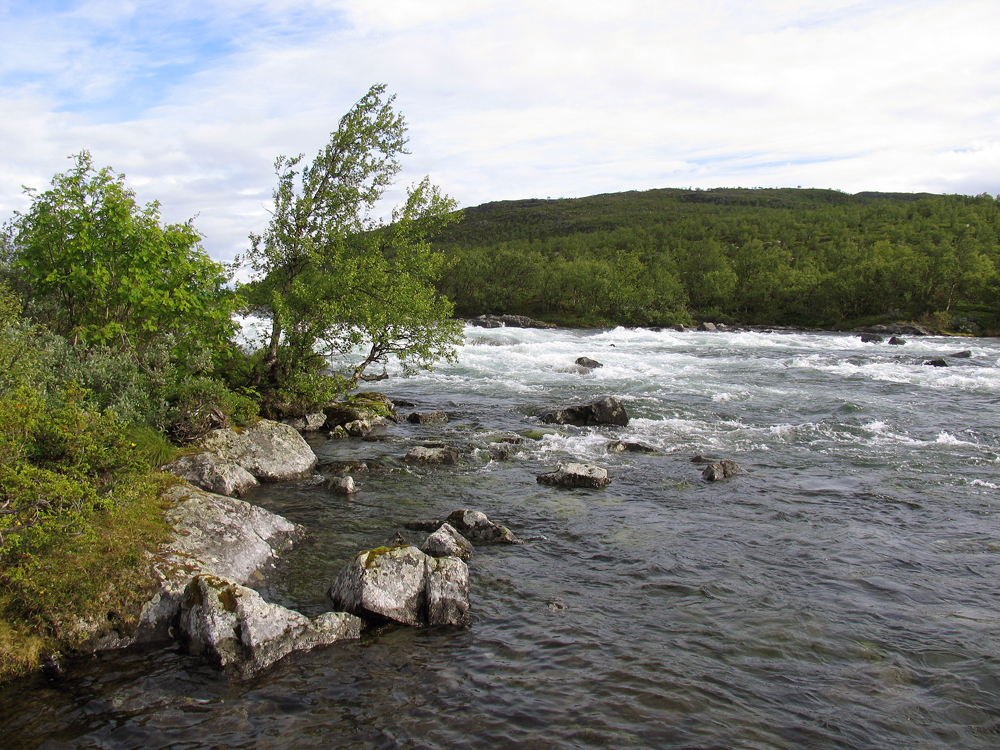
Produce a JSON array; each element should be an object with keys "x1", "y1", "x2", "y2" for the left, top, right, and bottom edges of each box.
[{"x1": 3, "y1": 327, "x2": 1000, "y2": 749}]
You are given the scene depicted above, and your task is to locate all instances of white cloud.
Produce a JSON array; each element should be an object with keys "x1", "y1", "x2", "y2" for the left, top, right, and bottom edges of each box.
[{"x1": 1, "y1": 0, "x2": 998, "y2": 266}]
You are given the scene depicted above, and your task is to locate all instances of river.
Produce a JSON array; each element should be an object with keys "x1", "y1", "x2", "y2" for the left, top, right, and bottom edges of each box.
[{"x1": 2, "y1": 326, "x2": 1000, "y2": 749}]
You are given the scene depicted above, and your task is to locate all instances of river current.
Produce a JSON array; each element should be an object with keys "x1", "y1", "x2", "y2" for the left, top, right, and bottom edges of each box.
[{"x1": 3, "y1": 326, "x2": 1000, "y2": 749}]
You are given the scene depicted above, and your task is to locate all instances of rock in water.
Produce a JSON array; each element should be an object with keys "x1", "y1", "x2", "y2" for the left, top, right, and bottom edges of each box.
[
  {"x1": 575, "y1": 357, "x2": 603, "y2": 369},
  {"x1": 445, "y1": 509, "x2": 521, "y2": 544},
  {"x1": 327, "y1": 545, "x2": 470, "y2": 627},
  {"x1": 860, "y1": 334, "x2": 884, "y2": 343},
  {"x1": 404, "y1": 446, "x2": 460, "y2": 464},
  {"x1": 702, "y1": 459, "x2": 746, "y2": 481},
  {"x1": 422, "y1": 523, "x2": 474, "y2": 561},
  {"x1": 407, "y1": 411, "x2": 449, "y2": 424},
  {"x1": 538, "y1": 396, "x2": 629, "y2": 427},
  {"x1": 180, "y1": 574, "x2": 360, "y2": 677},
  {"x1": 536, "y1": 463, "x2": 611, "y2": 489}
]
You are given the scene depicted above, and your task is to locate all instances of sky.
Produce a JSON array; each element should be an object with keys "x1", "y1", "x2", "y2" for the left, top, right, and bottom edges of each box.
[{"x1": 1, "y1": 0, "x2": 999, "y2": 267}]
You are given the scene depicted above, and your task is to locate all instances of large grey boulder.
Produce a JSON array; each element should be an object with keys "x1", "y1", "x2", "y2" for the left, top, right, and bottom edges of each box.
[
  {"x1": 200, "y1": 419, "x2": 317, "y2": 481},
  {"x1": 327, "y1": 545, "x2": 470, "y2": 627},
  {"x1": 179, "y1": 574, "x2": 361, "y2": 677},
  {"x1": 281, "y1": 412, "x2": 327, "y2": 432},
  {"x1": 538, "y1": 396, "x2": 629, "y2": 427},
  {"x1": 162, "y1": 452, "x2": 259, "y2": 498},
  {"x1": 537, "y1": 462, "x2": 611, "y2": 489}
]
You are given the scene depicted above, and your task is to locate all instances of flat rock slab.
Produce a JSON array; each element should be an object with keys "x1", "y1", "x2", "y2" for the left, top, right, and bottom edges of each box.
[
  {"x1": 538, "y1": 396, "x2": 629, "y2": 427},
  {"x1": 200, "y1": 419, "x2": 317, "y2": 481},
  {"x1": 404, "y1": 446, "x2": 460, "y2": 464},
  {"x1": 407, "y1": 411, "x2": 449, "y2": 424},
  {"x1": 537, "y1": 463, "x2": 611, "y2": 489}
]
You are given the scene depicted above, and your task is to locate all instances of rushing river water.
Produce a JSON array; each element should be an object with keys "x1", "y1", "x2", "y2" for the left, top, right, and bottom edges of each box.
[{"x1": 3, "y1": 326, "x2": 1000, "y2": 749}]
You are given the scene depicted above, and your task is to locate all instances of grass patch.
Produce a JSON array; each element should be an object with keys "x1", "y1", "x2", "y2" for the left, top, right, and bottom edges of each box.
[{"x1": 0, "y1": 472, "x2": 175, "y2": 684}]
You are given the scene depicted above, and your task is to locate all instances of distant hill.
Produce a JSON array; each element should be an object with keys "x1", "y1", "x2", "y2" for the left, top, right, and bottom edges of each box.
[{"x1": 432, "y1": 187, "x2": 1000, "y2": 332}]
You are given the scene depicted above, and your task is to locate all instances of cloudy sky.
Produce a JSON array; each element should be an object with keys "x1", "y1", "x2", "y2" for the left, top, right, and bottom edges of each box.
[{"x1": 1, "y1": 0, "x2": 998, "y2": 266}]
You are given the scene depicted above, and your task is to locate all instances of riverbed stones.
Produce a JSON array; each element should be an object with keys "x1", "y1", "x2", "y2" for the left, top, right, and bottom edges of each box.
[
  {"x1": 179, "y1": 574, "x2": 361, "y2": 677},
  {"x1": 536, "y1": 462, "x2": 611, "y2": 489},
  {"x1": 702, "y1": 459, "x2": 746, "y2": 481},
  {"x1": 422, "y1": 523, "x2": 474, "y2": 561},
  {"x1": 538, "y1": 395, "x2": 629, "y2": 427},
  {"x1": 327, "y1": 545, "x2": 470, "y2": 627},
  {"x1": 162, "y1": 452, "x2": 259, "y2": 498},
  {"x1": 199, "y1": 419, "x2": 317, "y2": 481},
  {"x1": 404, "y1": 445, "x2": 460, "y2": 464}
]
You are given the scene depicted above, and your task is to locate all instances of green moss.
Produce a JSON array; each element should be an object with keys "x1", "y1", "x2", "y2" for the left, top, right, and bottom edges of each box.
[{"x1": 217, "y1": 586, "x2": 239, "y2": 613}]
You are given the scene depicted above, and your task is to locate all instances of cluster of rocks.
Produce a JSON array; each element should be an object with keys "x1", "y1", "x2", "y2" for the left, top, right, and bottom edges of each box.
[
  {"x1": 328, "y1": 510, "x2": 520, "y2": 629},
  {"x1": 468, "y1": 314, "x2": 555, "y2": 329}
]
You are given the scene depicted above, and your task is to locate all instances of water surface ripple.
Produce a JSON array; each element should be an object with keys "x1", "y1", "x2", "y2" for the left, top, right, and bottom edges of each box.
[{"x1": 3, "y1": 327, "x2": 1000, "y2": 749}]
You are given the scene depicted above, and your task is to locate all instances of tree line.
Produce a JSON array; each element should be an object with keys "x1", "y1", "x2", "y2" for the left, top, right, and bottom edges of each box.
[{"x1": 433, "y1": 187, "x2": 1000, "y2": 332}]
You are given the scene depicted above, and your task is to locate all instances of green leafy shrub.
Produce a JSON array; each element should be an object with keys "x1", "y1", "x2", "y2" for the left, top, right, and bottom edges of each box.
[{"x1": 165, "y1": 377, "x2": 259, "y2": 443}]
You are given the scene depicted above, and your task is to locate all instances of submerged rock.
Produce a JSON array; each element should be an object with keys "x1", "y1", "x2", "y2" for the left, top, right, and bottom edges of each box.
[
  {"x1": 180, "y1": 574, "x2": 360, "y2": 677},
  {"x1": 575, "y1": 357, "x2": 603, "y2": 369},
  {"x1": 949, "y1": 350, "x2": 973, "y2": 359},
  {"x1": 888, "y1": 336, "x2": 906, "y2": 346},
  {"x1": 860, "y1": 334, "x2": 884, "y2": 344},
  {"x1": 537, "y1": 462, "x2": 611, "y2": 489},
  {"x1": 923, "y1": 358, "x2": 949, "y2": 367},
  {"x1": 702, "y1": 459, "x2": 746, "y2": 481},
  {"x1": 407, "y1": 411, "x2": 449, "y2": 424},
  {"x1": 538, "y1": 395, "x2": 629, "y2": 427},
  {"x1": 327, "y1": 545, "x2": 470, "y2": 627},
  {"x1": 200, "y1": 419, "x2": 317, "y2": 481}
]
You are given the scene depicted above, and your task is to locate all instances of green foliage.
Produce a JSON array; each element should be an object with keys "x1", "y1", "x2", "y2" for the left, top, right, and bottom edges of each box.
[
  {"x1": 164, "y1": 376, "x2": 259, "y2": 442},
  {"x1": 435, "y1": 188, "x2": 1000, "y2": 330},
  {"x1": 241, "y1": 84, "x2": 463, "y2": 411},
  {"x1": 3, "y1": 151, "x2": 238, "y2": 356}
]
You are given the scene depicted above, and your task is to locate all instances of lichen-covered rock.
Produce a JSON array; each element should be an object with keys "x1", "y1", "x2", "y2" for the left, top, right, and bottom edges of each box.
[
  {"x1": 538, "y1": 396, "x2": 629, "y2": 427},
  {"x1": 702, "y1": 459, "x2": 745, "y2": 481},
  {"x1": 423, "y1": 523, "x2": 473, "y2": 561},
  {"x1": 93, "y1": 484, "x2": 303, "y2": 650},
  {"x1": 162, "y1": 452, "x2": 259, "y2": 497},
  {"x1": 404, "y1": 446, "x2": 460, "y2": 465},
  {"x1": 179, "y1": 574, "x2": 360, "y2": 677},
  {"x1": 445, "y1": 509, "x2": 520, "y2": 545},
  {"x1": 327, "y1": 545, "x2": 470, "y2": 627},
  {"x1": 537, "y1": 462, "x2": 611, "y2": 489},
  {"x1": 200, "y1": 419, "x2": 317, "y2": 481},
  {"x1": 407, "y1": 411, "x2": 449, "y2": 424}
]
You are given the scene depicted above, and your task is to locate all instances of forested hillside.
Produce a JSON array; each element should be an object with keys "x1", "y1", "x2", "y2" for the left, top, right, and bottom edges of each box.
[{"x1": 433, "y1": 188, "x2": 1000, "y2": 332}]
